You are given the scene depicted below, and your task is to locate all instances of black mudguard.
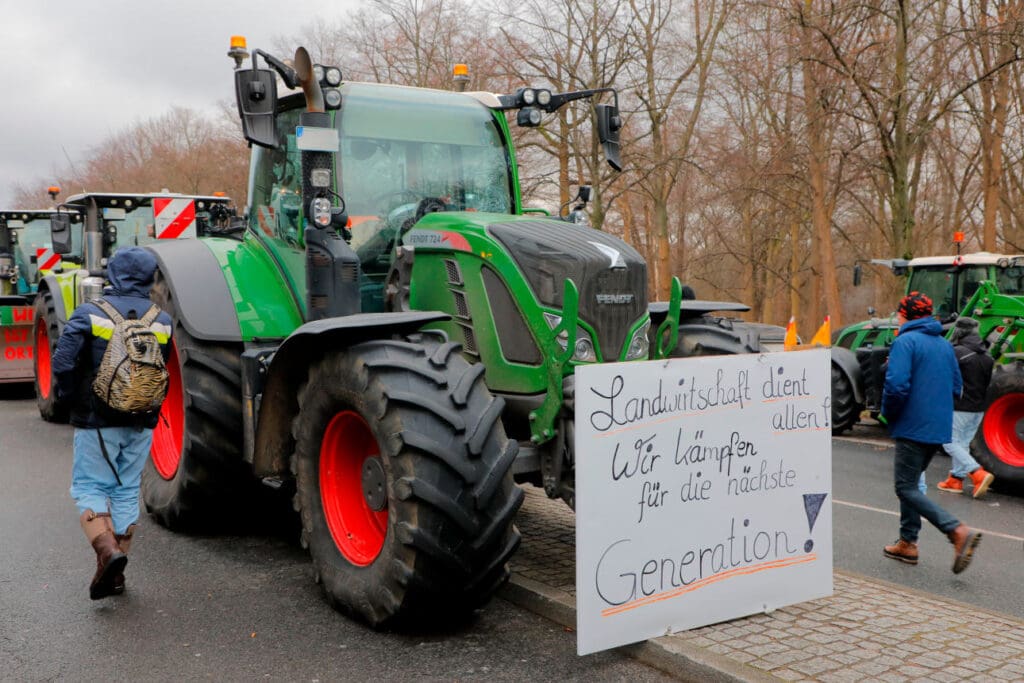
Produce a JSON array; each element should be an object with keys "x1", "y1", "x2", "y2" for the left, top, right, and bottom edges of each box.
[
  {"x1": 251, "y1": 311, "x2": 450, "y2": 477},
  {"x1": 145, "y1": 240, "x2": 242, "y2": 342}
]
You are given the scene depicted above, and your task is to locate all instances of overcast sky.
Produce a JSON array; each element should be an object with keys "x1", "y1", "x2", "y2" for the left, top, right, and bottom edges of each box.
[{"x1": 0, "y1": 0, "x2": 357, "y2": 206}]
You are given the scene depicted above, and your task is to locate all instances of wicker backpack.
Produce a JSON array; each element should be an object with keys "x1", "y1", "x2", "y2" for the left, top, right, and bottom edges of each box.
[{"x1": 91, "y1": 299, "x2": 169, "y2": 414}]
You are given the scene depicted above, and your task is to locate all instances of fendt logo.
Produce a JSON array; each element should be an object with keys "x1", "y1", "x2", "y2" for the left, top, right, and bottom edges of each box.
[{"x1": 153, "y1": 198, "x2": 197, "y2": 239}]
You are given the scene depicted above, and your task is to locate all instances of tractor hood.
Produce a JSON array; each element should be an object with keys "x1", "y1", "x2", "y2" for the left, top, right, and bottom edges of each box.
[{"x1": 486, "y1": 219, "x2": 647, "y2": 361}]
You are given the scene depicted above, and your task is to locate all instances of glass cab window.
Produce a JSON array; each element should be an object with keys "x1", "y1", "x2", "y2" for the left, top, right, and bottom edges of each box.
[{"x1": 336, "y1": 83, "x2": 513, "y2": 278}]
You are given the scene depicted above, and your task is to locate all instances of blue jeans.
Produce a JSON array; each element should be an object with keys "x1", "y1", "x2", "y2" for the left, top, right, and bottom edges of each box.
[
  {"x1": 70, "y1": 427, "x2": 152, "y2": 535},
  {"x1": 894, "y1": 438, "x2": 960, "y2": 543},
  {"x1": 942, "y1": 411, "x2": 984, "y2": 478}
]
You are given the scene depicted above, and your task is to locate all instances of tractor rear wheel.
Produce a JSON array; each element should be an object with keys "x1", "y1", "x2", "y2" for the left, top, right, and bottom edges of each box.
[
  {"x1": 972, "y1": 362, "x2": 1024, "y2": 494},
  {"x1": 292, "y1": 334, "x2": 522, "y2": 627},
  {"x1": 141, "y1": 273, "x2": 251, "y2": 530},
  {"x1": 33, "y1": 289, "x2": 68, "y2": 423},
  {"x1": 830, "y1": 363, "x2": 859, "y2": 435}
]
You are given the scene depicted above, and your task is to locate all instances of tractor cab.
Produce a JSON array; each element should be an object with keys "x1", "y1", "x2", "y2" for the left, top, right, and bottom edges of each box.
[
  {"x1": 1, "y1": 210, "x2": 69, "y2": 298},
  {"x1": 901, "y1": 253, "x2": 1024, "y2": 321}
]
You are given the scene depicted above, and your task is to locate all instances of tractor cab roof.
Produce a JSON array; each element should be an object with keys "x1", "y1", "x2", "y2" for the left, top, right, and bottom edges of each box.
[
  {"x1": 0, "y1": 209, "x2": 65, "y2": 225},
  {"x1": 907, "y1": 252, "x2": 1024, "y2": 268},
  {"x1": 61, "y1": 192, "x2": 232, "y2": 210}
]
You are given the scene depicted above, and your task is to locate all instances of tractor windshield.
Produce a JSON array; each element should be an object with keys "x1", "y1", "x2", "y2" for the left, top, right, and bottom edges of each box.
[
  {"x1": 336, "y1": 83, "x2": 514, "y2": 263},
  {"x1": 13, "y1": 216, "x2": 55, "y2": 289},
  {"x1": 908, "y1": 264, "x2": 1024, "y2": 318}
]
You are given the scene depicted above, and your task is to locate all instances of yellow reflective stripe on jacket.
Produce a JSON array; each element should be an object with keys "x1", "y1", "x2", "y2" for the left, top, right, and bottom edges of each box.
[
  {"x1": 151, "y1": 321, "x2": 171, "y2": 344},
  {"x1": 90, "y1": 314, "x2": 172, "y2": 344},
  {"x1": 90, "y1": 314, "x2": 115, "y2": 340}
]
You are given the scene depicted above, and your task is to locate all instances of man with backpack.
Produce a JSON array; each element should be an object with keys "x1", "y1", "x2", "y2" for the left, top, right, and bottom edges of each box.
[{"x1": 52, "y1": 247, "x2": 172, "y2": 600}]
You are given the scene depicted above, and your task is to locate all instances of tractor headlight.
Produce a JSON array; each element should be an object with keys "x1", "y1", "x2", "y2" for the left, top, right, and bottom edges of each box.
[
  {"x1": 324, "y1": 67, "x2": 343, "y2": 86},
  {"x1": 544, "y1": 313, "x2": 598, "y2": 362},
  {"x1": 625, "y1": 320, "x2": 651, "y2": 360},
  {"x1": 313, "y1": 64, "x2": 325, "y2": 83},
  {"x1": 520, "y1": 88, "x2": 536, "y2": 105},
  {"x1": 517, "y1": 107, "x2": 542, "y2": 127},
  {"x1": 310, "y1": 197, "x2": 332, "y2": 227},
  {"x1": 536, "y1": 89, "x2": 551, "y2": 107},
  {"x1": 324, "y1": 88, "x2": 342, "y2": 109}
]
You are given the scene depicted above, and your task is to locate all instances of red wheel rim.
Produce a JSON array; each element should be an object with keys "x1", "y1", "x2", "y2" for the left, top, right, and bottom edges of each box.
[
  {"x1": 151, "y1": 341, "x2": 184, "y2": 479},
  {"x1": 982, "y1": 394, "x2": 1024, "y2": 468},
  {"x1": 320, "y1": 411, "x2": 387, "y2": 566},
  {"x1": 35, "y1": 317, "x2": 51, "y2": 398}
]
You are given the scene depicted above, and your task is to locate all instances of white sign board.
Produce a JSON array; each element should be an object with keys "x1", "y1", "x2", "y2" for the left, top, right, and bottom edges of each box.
[{"x1": 575, "y1": 349, "x2": 833, "y2": 655}]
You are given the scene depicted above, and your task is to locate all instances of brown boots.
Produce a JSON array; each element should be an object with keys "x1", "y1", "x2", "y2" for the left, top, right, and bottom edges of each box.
[
  {"x1": 948, "y1": 524, "x2": 982, "y2": 574},
  {"x1": 80, "y1": 510, "x2": 128, "y2": 600},
  {"x1": 111, "y1": 524, "x2": 137, "y2": 595},
  {"x1": 883, "y1": 538, "x2": 919, "y2": 565}
]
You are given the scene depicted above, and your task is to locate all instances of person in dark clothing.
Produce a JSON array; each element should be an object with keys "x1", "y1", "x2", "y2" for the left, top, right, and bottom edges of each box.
[
  {"x1": 937, "y1": 317, "x2": 995, "y2": 498},
  {"x1": 881, "y1": 292, "x2": 981, "y2": 573},
  {"x1": 51, "y1": 247, "x2": 172, "y2": 599}
]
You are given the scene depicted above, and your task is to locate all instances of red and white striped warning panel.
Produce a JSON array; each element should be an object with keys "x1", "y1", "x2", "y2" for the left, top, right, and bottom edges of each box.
[
  {"x1": 153, "y1": 197, "x2": 197, "y2": 240},
  {"x1": 36, "y1": 247, "x2": 61, "y2": 272}
]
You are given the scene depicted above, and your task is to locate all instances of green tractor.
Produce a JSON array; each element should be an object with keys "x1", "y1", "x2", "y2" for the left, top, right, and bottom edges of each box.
[
  {"x1": 831, "y1": 251, "x2": 1024, "y2": 491},
  {"x1": 39, "y1": 191, "x2": 235, "y2": 420},
  {"x1": 1, "y1": 209, "x2": 61, "y2": 383},
  {"x1": 108, "y1": 40, "x2": 783, "y2": 627}
]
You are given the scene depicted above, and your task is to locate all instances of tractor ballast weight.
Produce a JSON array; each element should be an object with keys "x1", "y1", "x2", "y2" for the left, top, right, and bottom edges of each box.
[
  {"x1": 832, "y1": 252, "x2": 1024, "y2": 492},
  {"x1": 141, "y1": 41, "x2": 785, "y2": 627}
]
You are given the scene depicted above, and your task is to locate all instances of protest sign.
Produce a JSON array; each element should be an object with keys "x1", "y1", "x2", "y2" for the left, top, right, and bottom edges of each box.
[{"x1": 574, "y1": 349, "x2": 832, "y2": 655}]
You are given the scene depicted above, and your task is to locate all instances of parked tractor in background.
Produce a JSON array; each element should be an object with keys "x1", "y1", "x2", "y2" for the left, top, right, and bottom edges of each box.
[
  {"x1": 1, "y1": 209, "x2": 62, "y2": 383},
  {"x1": 830, "y1": 251, "x2": 1024, "y2": 492},
  {"x1": 38, "y1": 191, "x2": 235, "y2": 420},
  {"x1": 107, "y1": 38, "x2": 784, "y2": 628}
]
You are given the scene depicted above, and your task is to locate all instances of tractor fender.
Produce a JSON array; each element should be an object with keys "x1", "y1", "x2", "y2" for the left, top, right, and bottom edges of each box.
[
  {"x1": 36, "y1": 276, "x2": 67, "y2": 326},
  {"x1": 145, "y1": 239, "x2": 243, "y2": 342},
  {"x1": 830, "y1": 345, "x2": 864, "y2": 404},
  {"x1": 251, "y1": 311, "x2": 451, "y2": 478}
]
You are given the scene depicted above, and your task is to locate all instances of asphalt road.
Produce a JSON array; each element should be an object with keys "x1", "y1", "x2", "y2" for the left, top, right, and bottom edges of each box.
[
  {"x1": 834, "y1": 424, "x2": 1024, "y2": 618},
  {"x1": 0, "y1": 386, "x2": 673, "y2": 682}
]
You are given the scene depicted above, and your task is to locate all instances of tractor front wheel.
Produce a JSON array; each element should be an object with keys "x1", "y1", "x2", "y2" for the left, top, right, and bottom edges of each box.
[
  {"x1": 33, "y1": 290, "x2": 68, "y2": 423},
  {"x1": 830, "y1": 363, "x2": 860, "y2": 435},
  {"x1": 292, "y1": 334, "x2": 522, "y2": 628},
  {"x1": 972, "y1": 362, "x2": 1024, "y2": 494},
  {"x1": 141, "y1": 273, "x2": 251, "y2": 530}
]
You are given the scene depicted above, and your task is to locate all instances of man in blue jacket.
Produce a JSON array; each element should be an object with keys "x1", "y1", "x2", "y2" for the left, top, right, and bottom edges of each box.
[
  {"x1": 52, "y1": 247, "x2": 173, "y2": 599},
  {"x1": 881, "y1": 291, "x2": 981, "y2": 573}
]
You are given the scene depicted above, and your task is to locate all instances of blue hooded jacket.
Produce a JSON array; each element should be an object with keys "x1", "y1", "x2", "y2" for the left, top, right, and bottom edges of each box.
[
  {"x1": 881, "y1": 316, "x2": 962, "y2": 444},
  {"x1": 52, "y1": 247, "x2": 173, "y2": 429}
]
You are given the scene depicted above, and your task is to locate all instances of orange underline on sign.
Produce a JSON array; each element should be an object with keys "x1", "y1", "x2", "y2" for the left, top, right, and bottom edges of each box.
[{"x1": 599, "y1": 553, "x2": 817, "y2": 618}]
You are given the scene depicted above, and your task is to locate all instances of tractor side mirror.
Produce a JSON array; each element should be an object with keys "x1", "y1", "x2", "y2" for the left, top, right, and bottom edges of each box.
[
  {"x1": 853, "y1": 263, "x2": 862, "y2": 286},
  {"x1": 595, "y1": 103, "x2": 622, "y2": 172},
  {"x1": 50, "y1": 213, "x2": 72, "y2": 255},
  {"x1": 235, "y1": 68, "x2": 279, "y2": 149}
]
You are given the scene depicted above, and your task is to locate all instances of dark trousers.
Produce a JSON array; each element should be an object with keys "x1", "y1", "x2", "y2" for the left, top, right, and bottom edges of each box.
[{"x1": 894, "y1": 438, "x2": 960, "y2": 543}]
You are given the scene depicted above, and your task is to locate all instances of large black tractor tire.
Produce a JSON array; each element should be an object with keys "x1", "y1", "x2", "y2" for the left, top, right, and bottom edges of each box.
[
  {"x1": 141, "y1": 274, "x2": 252, "y2": 531},
  {"x1": 830, "y1": 362, "x2": 859, "y2": 435},
  {"x1": 971, "y1": 362, "x2": 1024, "y2": 494},
  {"x1": 33, "y1": 289, "x2": 69, "y2": 423},
  {"x1": 292, "y1": 334, "x2": 523, "y2": 628},
  {"x1": 672, "y1": 319, "x2": 760, "y2": 357}
]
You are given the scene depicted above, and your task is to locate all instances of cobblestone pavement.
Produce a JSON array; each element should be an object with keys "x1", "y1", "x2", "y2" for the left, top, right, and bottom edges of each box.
[{"x1": 504, "y1": 486, "x2": 1024, "y2": 682}]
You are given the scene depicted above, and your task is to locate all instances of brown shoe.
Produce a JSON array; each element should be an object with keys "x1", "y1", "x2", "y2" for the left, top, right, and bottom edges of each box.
[
  {"x1": 884, "y1": 538, "x2": 919, "y2": 565},
  {"x1": 81, "y1": 511, "x2": 128, "y2": 600},
  {"x1": 968, "y1": 469, "x2": 995, "y2": 498},
  {"x1": 948, "y1": 524, "x2": 982, "y2": 574},
  {"x1": 111, "y1": 524, "x2": 137, "y2": 595}
]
